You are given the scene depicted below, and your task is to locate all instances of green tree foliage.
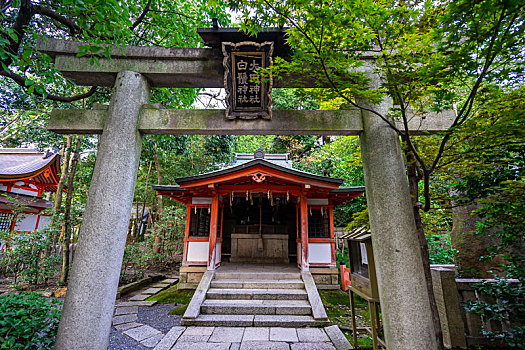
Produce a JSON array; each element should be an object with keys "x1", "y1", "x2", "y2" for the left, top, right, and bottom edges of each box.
[{"x1": 232, "y1": 0, "x2": 525, "y2": 212}]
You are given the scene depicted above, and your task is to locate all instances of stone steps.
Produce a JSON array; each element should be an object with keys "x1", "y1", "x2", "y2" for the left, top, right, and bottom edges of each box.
[
  {"x1": 210, "y1": 279, "x2": 305, "y2": 289},
  {"x1": 206, "y1": 288, "x2": 308, "y2": 300},
  {"x1": 214, "y1": 271, "x2": 301, "y2": 280},
  {"x1": 182, "y1": 314, "x2": 325, "y2": 327},
  {"x1": 201, "y1": 299, "x2": 312, "y2": 315},
  {"x1": 182, "y1": 266, "x2": 330, "y2": 328}
]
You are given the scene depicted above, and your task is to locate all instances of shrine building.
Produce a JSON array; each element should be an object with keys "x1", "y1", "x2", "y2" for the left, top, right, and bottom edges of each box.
[
  {"x1": 0, "y1": 148, "x2": 61, "y2": 248},
  {"x1": 154, "y1": 151, "x2": 364, "y2": 289}
]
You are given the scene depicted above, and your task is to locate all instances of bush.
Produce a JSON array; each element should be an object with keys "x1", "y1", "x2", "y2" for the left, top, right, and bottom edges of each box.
[
  {"x1": 0, "y1": 228, "x2": 60, "y2": 286},
  {"x1": 0, "y1": 293, "x2": 62, "y2": 349}
]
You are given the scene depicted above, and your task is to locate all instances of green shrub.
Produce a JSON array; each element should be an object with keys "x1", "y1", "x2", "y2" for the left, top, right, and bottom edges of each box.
[{"x1": 0, "y1": 293, "x2": 62, "y2": 349}]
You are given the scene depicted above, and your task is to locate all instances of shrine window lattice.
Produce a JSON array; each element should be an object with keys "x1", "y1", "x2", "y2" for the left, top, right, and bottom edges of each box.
[
  {"x1": 189, "y1": 207, "x2": 211, "y2": 237},
  {"x1": 0, "y1": 212, "x2": 14, "y2": 231},
  {"x1": 308, "y1": 209, "x2": 330, "y2": 238}
]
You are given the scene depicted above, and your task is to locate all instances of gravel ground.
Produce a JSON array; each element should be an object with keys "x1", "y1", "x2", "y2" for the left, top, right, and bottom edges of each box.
[{"x1": 108, "y1": 303, "x2": 181, "y2": 349}]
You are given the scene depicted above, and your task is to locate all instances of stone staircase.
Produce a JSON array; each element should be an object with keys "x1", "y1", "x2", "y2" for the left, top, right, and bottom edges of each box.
[{"x1": 181, "y1": 265, "x2": 329, "y2": 327}]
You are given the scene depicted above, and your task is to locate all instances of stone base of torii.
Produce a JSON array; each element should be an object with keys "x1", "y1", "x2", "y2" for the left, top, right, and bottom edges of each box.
[{"x1": 38, "y1": 38, "x2": 454, "y2": 350}]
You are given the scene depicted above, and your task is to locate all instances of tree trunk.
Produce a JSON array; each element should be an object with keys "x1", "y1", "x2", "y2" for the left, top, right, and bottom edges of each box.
[
  {"x1": 405, "y1": 147, "x2": 444, "y2": 350},
  {"x1": 449, "y1": 190, "x2": 506, "y2": 277},
  {"x1": 139, "y1": 161, "x2": 153, "y2": 238},
  {"x1": 54, "y1": 135, "x2": 72, "y2": 215},
  {"x1": 153, "y1": 149, "x2": 163, "y2": 253},
  {"x1": 59, "y1": 136, "x2": 81, "y2": 285}
]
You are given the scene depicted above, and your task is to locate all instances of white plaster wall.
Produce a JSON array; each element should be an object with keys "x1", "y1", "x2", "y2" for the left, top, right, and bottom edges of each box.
[
  {"x1": 10, "y1": 187, "x2": 38, "y2": 196},
  {"x1": 37, "y1": 216, "x2": 52, "y2": 230},
  {"x1": 187, "y1": 241, "x2": 209, "y2": 262},
  {"x1": 308, "y1": 242, "x2": 332, "y2": 264},
  {"x1": 215, "y1": 242, "x2": 221, "y2": 265},
  {"x1": 0, "y1": 184, "x2": 7, "y2": 191},
  {"x1": 14, "y1": 214, "x2": 38, "y2": 231}
]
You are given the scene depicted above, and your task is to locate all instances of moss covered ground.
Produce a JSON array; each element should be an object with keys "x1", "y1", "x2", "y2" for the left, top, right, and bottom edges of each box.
[{"x1": 319, "y1": 290, "x2": 379, "y2": 348}]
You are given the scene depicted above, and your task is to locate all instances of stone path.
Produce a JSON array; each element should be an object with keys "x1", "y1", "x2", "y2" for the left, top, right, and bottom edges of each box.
[
  {"x1": 153, "y1": 325, "x2": 351, "y2": 350},
  {"x1": 112, "y1": 277, "x2": 177, "y2": 348},
  {"x1": 112, "y1": 274, "x2": 352, "y2": 349}
]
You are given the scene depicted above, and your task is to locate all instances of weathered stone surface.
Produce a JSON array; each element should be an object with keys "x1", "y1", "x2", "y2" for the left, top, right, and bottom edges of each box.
[
  {"x1": 172, "y1": 343, "x2": 231, "y2": 350},
  {"x1": 123, "y1": 325, "x2": 161, "y2": 342},
  {"x1": 431, "y1": 267, "x2": 467, "y2": 349},
  {"x1": 182, "y1": 314, "x2": 254, "y2": 327},
  {"x1": 49, "y1": 107, "x2": 455, "y2": 136},
  {"x1": 114, "y1": 306, "x2": 138, "y2": 315},
  {"x1": 153, "y1": 326, "x2": 185, "y2": 350},
  {"x1": 151, "y1": 283, "x2": 170, "y2": 288},
  {"x1": 162, "y1": 278, "x2": 178, "y2": 283},
  {"x1": 242, "y1": 327, "x2": 270, "y2": 341},
  {"x1": 239, "y1": 341, "x2": 290, "y2": 350},
  {"x1": 302, "y1": 272, "x2": 328, "y2": 321},
  {"x1": 114, "y1": 322, "x2": 143, "y2": 331},
  {"x1": 324, "y1": 326, "x2": 352, "y2": 350},
  {"x1": 183, "y1": 327, "x2": 215, "y2": 336},
  {"x1": 254, "y1": 315, "x2": 319, "y2": 327},
  {"x1": 116, "y1": 300, "x2": 157, "y2": 307},
  {"x1": 296, "y1": 328, "x2": 330, "y2": 343},
  {"x1": 183, "y1": 270, "x2": 214, "y2": 319},
  {"x1": 177, "y1": 335, "x2": 211, "y2": 342},
  {"x1": 206, "y1": 288, "x2": 308, "y2": 300},
  {"x1": 208, "y1": 327, "x2": 245, "y2": 343},
  {"x1": 358, "y1": 72, "x2": 438, "y2": 349},
  {"x1": 129, "y1": 294, "x2": 150, "y2": 301},
  {"x1": 140, "y1": 333, "x2": 163, "y2": 348},
  {"x1": 230, "y1": 342, "x2": 241, "y2": 350},
  {"x1": 113, "y1": 314, "x2": 138, "y2": 325},
  {"x1": 142, "y1": 287, "x2": 163, "y2": 295},
  {"x1": 54, "y1": 71, "x2": 150, "y2": 350},
  {"x1": 290, "y1": 343, "x2": 335, "y2": 350},
  {"x1": 270, "y1": 327, "x2": 298, "y2": 342}
]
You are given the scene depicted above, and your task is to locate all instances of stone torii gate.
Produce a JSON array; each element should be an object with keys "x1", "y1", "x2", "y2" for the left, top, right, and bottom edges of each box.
[{"x1": 38, "y1": 37, "x2": 455, "y2": 350}]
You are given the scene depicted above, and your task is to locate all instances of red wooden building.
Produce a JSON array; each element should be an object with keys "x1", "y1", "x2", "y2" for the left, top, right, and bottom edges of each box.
[
  {"x1": 0, "y1": 149, "x2": 61, "y2": 246},
  {"x1": 154, "y1": 151, "x2": 364, "y2": 288}
]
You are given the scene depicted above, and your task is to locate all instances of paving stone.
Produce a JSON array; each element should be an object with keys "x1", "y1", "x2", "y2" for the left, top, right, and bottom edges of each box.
[
  {"x1": 129, "y1": 294, "x2": 150, "y2": 301},
  {"x1": 113, "y1": 314, "x2": 138, "y2": 325},
  {"x1": 162, "y1": 278, "x2": 178, "y2": 283},
  {"x1": 209, "y1": 327, "x2": 245, "y2": 343},
  {"x1": 177, "y1": 334, "x2": 211, "y2": 342},
  {"x1": 143, "y1": 287, "x2": 163, "y2": 295},
  {"x1": 124, "y1": 325, "x2": 162, "y2": 342},
  {"x1": 152, "y1": 283, "x2": 170, "y2": 288},
  {"x1": 296, "y1": 328, "x2": 330, "y2": 342},
  {"x1": 324, "y1": 325, "x2": 352, "y2": 350},
  {"x1": 183, "y1": 326, "x2": 215, "y2": 336},
  {"x1": 140, "y1": 333, "x2": 163, "y2": 348},
  {"x1": 242, "y1": 327, "x2": 270, "y2": 341},
  {"x1": 230, "y1": 342, "x2": 241, "y2": 350},
  {"x1": 153, "y1": 326, "x2": 185, "y2": 350},
  {"x1": 290, "y1": 343, "x2": 336, "y2": 350},
  {"x1": 114, "y1": 322, "x2": 143, "y2": 331},
  {"x1": 171, "y1": 343, "x2": 231, "y2": 350},
  {"x1": 114, "y1": 306, "x2": 138, "y2": 315},
  {"x1": 116, "y1": 300, "x2": 157, "y2": 307},
  {"x1": 253, "y1": 315, "x2": 317, "y2": 327},
  {"x1": 239, "y1": 341, "x2": 290, "y2": 350},
  {"x1": 270, "y1": 327, "x2": 298, "y2": 342}
]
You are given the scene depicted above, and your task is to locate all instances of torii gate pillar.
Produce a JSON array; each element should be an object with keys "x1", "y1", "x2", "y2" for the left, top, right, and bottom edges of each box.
[
  {"x1": 359, "y1": 75, "x2": 439, "y2": 349},
  {"x1": 55, "y1": 71, "x2": 150, "y2": 350}
]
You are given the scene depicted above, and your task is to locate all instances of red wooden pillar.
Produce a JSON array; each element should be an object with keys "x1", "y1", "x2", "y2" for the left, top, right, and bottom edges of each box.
[
  {"x1": 300, "y1": 192, "x2": 309, "y2": 271},
  {"x1": 207, "y1": 194, "x2": 219, "y2": 270}
]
